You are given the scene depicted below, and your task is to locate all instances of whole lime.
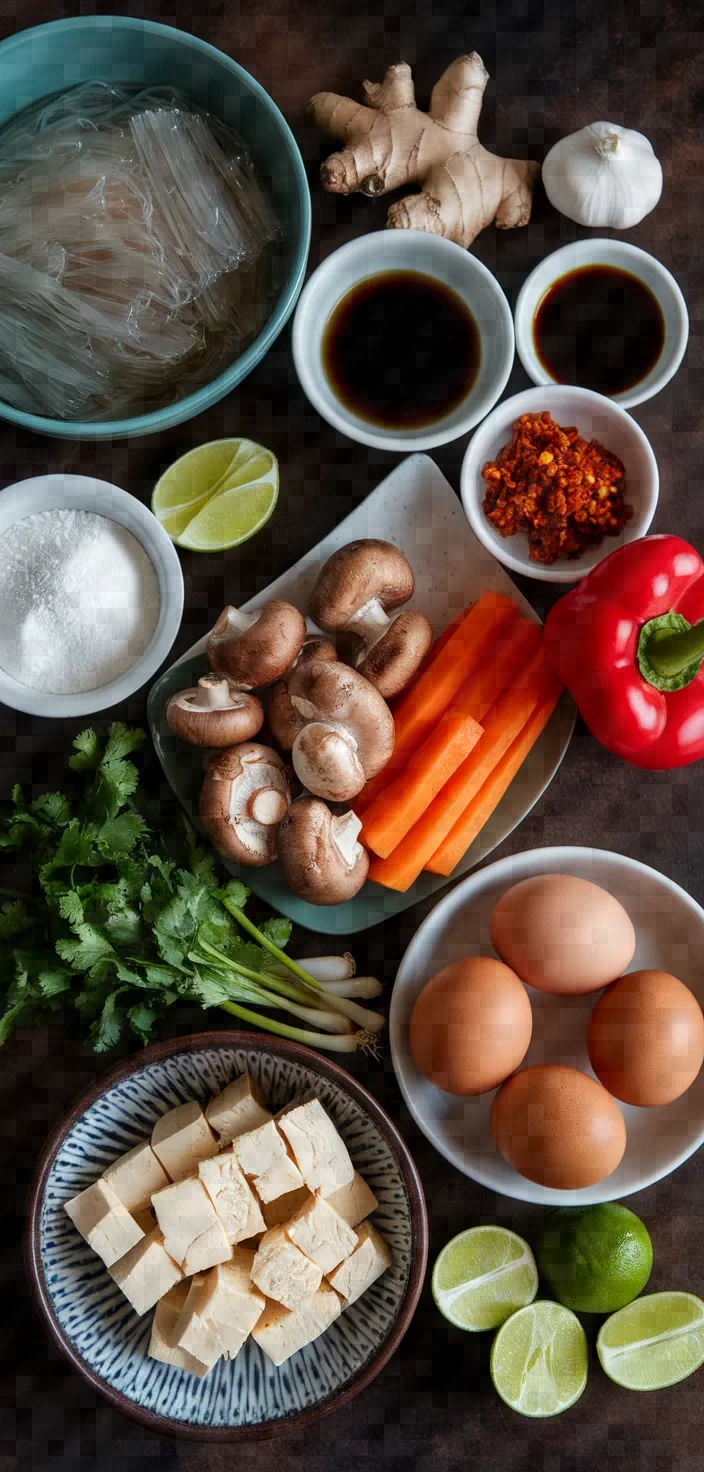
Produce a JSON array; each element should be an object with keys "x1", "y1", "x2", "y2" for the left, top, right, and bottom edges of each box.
[{"x1": 535, "y1": 1203, "x2": 653, "y2": 1314}]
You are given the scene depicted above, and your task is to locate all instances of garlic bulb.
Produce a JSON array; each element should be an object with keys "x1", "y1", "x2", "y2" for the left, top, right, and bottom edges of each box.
[{"x1": 542, "y1": 122, "x2": 663, "y2": 229}]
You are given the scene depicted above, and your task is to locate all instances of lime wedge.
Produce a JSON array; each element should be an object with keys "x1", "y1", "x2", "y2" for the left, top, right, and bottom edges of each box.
[
  {"x1": 490, "y1": 1301, "x2": 588, "y2": 1417},
  {"x1": 431, "y1": 1226, "x2": 538, "y2": 1332},
  {"x1": 597, "y1": 1291, "x2": 704, "y2": 1390},
  {"x1": 152, "y1": 438, "x2": 279, "y2": 551}
]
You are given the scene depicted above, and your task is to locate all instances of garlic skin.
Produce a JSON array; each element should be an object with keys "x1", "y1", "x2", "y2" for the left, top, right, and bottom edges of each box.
[{"x1": 542, "y1": 121, "x2": 663, "y2": 229}]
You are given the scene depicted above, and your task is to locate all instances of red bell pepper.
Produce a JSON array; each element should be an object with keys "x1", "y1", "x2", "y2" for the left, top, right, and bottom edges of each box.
[{"x1": 544, "y1": 535, "x2": 704, "y2": 769}]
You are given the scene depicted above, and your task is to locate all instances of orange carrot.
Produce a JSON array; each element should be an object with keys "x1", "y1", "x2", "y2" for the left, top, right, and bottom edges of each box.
[
  {"x1": 354, "y1": 590, "x2": 519, "y2": 816},
  {"x1": 425, "y1": 676, "x2": 563, "y2": 877},
  {"x1": 368, "y1": 651, "x2": 558, "y2": 891},
  {"x1": 361, "y1": 618, "x2": 541, "y2": 858}
]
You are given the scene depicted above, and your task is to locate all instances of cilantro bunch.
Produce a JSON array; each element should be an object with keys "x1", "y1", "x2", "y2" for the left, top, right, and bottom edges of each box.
[{"x1": 0, "y1": 725, "x2": 381, "y2": 1055}]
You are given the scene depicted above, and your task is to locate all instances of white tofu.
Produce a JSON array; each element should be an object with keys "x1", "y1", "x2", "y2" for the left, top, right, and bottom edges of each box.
[
  {"x1": 151, "y1": 1100, "x2": 217, "y2": 1182},
  {"x1": 151, "y1": 1176, "x2": 218, "y2": 1265},
  {"x1": 206, "y1": 1073, "x2": 272, "y2": 1145},
  {"x1": 102, "y1": 1139, "x2": 170, "y2": 1212},
  {"x1": 198, "y1": 1150, "x2": 265, "y2": 1244},
  {"x1": 278, "y1": 1099, "x2": 354, "y2": 1196},
  {"x1": 148, "y1": 1281, "x2": 211, "y2": 1377},
  {"x1": 326, "y1": 1222, "x2": 392, "y2": 1305},
  {"x1": 252, "y1": 1285, "x2": 341, "y2": 1366},
  {"x1": 233, "y1": 1120, "x2": 304, "y2": 1204},
  {"x1": 262, "y1": 1186, "x2": 312, "y2": 1229},
  {"x1": 109, "y1": 1228, "x2": 182, "y2": 1315},
  {"x1": 285, "y1": 1193, "x2": 358, "y2": 1274},
  {"x1": 178, "y1": 1250, "x2": 266, "y2": 1362},
  {"x1": 250, "y1": 1226, "x2": 322, "y2": 1309},
  {"x1": 64, "y1": 1178, "x2": 144, "y2": 1269},
  {"x1": 182, "y1": 1218, "x2": 232, "y2": 1276},
  {"x1": 323, "y1": 1171, "x2": 379, "y2": 1228},
  {"x1": 172, "y1": 1275, "x2": 225, "y2": 1368}
]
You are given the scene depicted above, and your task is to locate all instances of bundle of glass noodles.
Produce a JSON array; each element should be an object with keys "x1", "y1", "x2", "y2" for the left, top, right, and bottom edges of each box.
[{"x1": 0, "y1": 83, "x2": 283, "y2": 420}]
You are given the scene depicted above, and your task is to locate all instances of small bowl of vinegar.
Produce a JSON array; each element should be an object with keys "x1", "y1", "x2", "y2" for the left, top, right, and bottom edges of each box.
[{"x1": 292, "y1": 230, "x2": 515, "y2": 451}]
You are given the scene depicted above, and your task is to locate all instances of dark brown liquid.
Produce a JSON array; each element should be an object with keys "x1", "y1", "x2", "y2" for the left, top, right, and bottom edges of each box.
[
  {"x1": 322, "y1": 271, "x2": 481, "y2": 429},
  {"x1": 534, "y1": 265, "x2": 666, "y2": 396}
]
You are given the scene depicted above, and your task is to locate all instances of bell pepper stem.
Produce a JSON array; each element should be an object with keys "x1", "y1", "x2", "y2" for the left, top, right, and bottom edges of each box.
[{"x1": 645, "y1": 618, "x2": 704, "y2": 679}]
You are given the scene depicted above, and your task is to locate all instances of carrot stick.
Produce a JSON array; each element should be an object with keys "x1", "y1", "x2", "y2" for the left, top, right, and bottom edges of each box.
[
  {"x1": 361, "y1": 618, "x2": 541, "y2": 858},
  {"x1": 354, "y1": 590, "x2": 519, "y2": 816},
  {"x1": 425, "y1": 676, "x2": 563, "y2": 877},
  {"x1": 367, "y1": 649, "x2": 556, "y2": 892}
]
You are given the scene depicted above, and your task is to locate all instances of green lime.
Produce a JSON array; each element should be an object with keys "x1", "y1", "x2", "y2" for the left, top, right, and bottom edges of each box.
[
  {"x1": 152, "y1": 438, "x2": 279, "y2": 551},
  {"x1": 490, "y1": 1300, "x2": 588, "y2": 1417},
  {"x1": 431, "y1": 1226, "x2": 538, "y2": 1332},
  {"x1": 536, "y1": 1204, "x2": 652, "y2": 1314},
  {"x1": 597, "y1": 1291, "x2": 704, "y2": 1391}
]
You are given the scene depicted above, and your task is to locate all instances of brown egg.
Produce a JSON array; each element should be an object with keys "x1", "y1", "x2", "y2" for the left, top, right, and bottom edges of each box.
[
  {"x1": 409, "y1": 956, "x2": 532, "y2": 1097},
  {"x1": 490, "y1": 1063, "x2": 627, "y2": 1189},
  {"x1": 588, "y1": 968, "x2": 704, "y2": 1106},
  {"x1": 489, "y1": 874, "x2": 636, "y2": 995}
]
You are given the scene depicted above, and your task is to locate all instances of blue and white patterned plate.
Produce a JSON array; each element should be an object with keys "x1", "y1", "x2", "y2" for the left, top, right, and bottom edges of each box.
[{"x1": 26, "y1": 1033, "x2": 427, "y2": 1441}]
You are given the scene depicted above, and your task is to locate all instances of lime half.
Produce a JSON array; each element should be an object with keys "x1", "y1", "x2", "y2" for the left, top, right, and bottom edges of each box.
[
  {"x1": 491, "y1": 1301, "x2": 588, "y2": 1417},
  {"x1": 432, "y1": 1226, "x2": 538, "y2": 1332},
  {"x1": 597, "y1": 1291, "x2": 704, "y2": 1391},
  {"x1": 152, "y1": 438, "x2": 279, "y2": 552}
]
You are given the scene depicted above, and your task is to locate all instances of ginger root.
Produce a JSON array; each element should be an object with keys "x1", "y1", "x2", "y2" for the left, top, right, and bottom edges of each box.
[{"x1": 308, "y1": 54, "x2": 540, "y2": 250}]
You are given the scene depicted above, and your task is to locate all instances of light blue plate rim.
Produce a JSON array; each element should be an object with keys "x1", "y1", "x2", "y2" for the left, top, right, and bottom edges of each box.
[{"x1": 0, "y1": 15, "x2": 312, "y2": 440}]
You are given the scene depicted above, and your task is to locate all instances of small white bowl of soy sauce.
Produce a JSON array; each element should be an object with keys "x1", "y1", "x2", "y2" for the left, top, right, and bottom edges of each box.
[
  {"x1": 514, "y1": 239, "x2": 689, "y2": 409},
  {"x1": 292, "y1": 230, "x2": 515, "y2": 451}
]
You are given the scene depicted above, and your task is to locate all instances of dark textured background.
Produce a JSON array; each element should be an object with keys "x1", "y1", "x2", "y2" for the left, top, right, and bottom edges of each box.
[{"x1": 1, "y1": 1, "x2": 703, "y2": 1468}]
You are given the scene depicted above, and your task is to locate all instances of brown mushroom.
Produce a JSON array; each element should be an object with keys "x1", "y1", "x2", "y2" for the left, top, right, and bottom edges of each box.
[
  {"x1": 207, "y1": 600, "x2": 307, "y2": 690},
  {"x1": 267, "y1": 636, "x2": 338, "y2": 751},
  {"x1": 287, "y1": 658, "x2": 395, "y2": 802},
  {"x1": 166, "y1": 676, "x2": 264, "y2": 748},
  {"x1": 309, "y1": 539, "x2": 433, "y2": 699},
  {"x1": 277, "y1": 798, "x2": 369, "y2": 905},
  {"x1": 200, "y1": 742, "x2": 291, "y2": 866}
]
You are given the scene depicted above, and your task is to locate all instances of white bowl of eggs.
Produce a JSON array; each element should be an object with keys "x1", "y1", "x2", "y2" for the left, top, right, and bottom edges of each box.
[{"x1": 390, "y1": 846, "x2": 704, "y2": 1205}]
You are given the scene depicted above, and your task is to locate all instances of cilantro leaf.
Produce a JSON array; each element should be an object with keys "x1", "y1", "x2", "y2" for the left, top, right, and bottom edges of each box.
[
  {"x1": 38, "y1": 969, "x2": 73, "y2": 997},
  {"x1": 127, "y1": 1002, "x2": 161, "y2": 1045},
  {"x1": 31, "y1": 792, "x2": 73, "y2": 827},
  {"x1": 56, "y1": 925, "x2": 115, "y2": 977},
  {"x1": 96, "y1": 812, "x2": 147, "y2": 855},
  {"x1": 70, "y1": 729, "x2": 102, "y2": 772},
  {"x1": 58, "y1": 891, "x2": 84, "y2": 927},
  {"x1": 89, "y1": 990, "x2": 124, "y2": 1052},
  {"x1": 261, "y1": 917, "x2": 292, "y2": 949}
]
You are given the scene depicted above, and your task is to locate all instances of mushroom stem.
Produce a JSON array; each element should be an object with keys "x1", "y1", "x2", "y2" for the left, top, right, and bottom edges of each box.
[
  {"x1": 345, "y1": 596, "x2": 392, "y2": 651},
  {"x1": 248, "y1": 787, "x2": 289, "y2": 825},
  {"x1": 193, "y1": 676, "x2": 244, "y2": 710},
  {"x1": 332, "y1": 809, "x2": 364, "y2": 866},
  {"x1": 213, "y1": 606, "x2": 260, "y2": 637}
]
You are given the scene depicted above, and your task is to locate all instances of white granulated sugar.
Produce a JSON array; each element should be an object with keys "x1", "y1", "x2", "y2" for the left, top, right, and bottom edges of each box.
[{"x1": 0, "y1": 508, "x2": 161, "y2": 695}]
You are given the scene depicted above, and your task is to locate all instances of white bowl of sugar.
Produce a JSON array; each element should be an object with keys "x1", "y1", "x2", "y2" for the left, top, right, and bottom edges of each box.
[{"x1": 0, "y1": 474, "x2": 184, "y2": 717}]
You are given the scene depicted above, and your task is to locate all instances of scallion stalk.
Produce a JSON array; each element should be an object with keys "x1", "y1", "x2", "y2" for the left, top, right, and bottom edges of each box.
[{"x1": 219, "y1": 999, "x2": 376, "y2": 1054}]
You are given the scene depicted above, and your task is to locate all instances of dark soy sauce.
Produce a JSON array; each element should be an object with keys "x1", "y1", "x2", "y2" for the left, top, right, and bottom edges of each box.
[
  {"x1": 322, "y1": 271, "x2": 481, "y2": 430},
  {"x1": 533, "y1": 265, "x2": 666, "y2": 397}
]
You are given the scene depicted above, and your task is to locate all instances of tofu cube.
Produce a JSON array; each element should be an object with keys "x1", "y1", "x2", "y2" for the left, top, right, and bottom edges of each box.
[
  {"x1": 262, "y1": 1186, "x2": 312, "y2": 1229},
  {"x1": 198, "y1": 1151, "x2": 266, "y2": 1244},
  {"x1": 177, "y1": 1250, "x2": 265, "y2": 1363},
  {"x1": 64, "y1": 1178, "x2": 144, "y2": 1269},
  {"x1": 206, "y1": 1073, "x2": 272, "y2": 1145},
  {"x1": 326, "y1": 1222, "x2": 392, "y2": 1306},
  {"x1": 149, "y1": 1281, "x2": 211, "y2": 1377},
  {"x1": 233, "y1": 1120, "x2": 304, "y2": 1204},
  {"x1": 323, "y1": 1171, "x2": 379, "y2": 1228},
  {"x1": 151, "y1": 1100, "x2": 217, "y2": 1183},
  {"x1": 152, "y1": 1176, "x2": 231, "y2": 1273},
  {"x1": 250, "y1": 1226, "x2": 322, "y2": 1310},
  {"x1": 252, "y1": 1285, "x2": 341, "y2": 1366},
  {"x1": 171, "y1": 1275, "x2": 225, "y2": 1368},
  {"x1": 109, "y1": 1228, "x2": 182, "y2": 1315},
  {"x1": 278, "y1": 1099, "x2": 354, "y2": 1196},
  {"x1": 285, "y1": 1193, "x2": 358, "y2": 1274},
  {"x1": 102, "y1": 1139, "x2": 170, "y2": 1212}
]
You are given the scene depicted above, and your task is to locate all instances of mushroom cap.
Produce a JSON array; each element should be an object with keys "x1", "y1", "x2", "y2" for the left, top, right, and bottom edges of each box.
[
  {"x1": 309, "y1": 540, "x2": 415, "y2": 631},
  {"x1": 267, "y1": 638, "x2": 337, "y2": 751},
  {"x1": 200, "y1": 741, "x2": 290, "y2": 867},
  {"x1": 207, "y1": 600, "x2": 307, "y2": 689},
  {"x1": 288, "y1": 659, "x2": 395, "y2": 784},
  {"x1": 357, "y1": 609, "x2": 433, "y2": 700},
  {"x1": 166, "y1": 677, "x2": 264, "y2": 748},
  {"x1": 292, "y1": 722, "x2": 366, "y2": 802},
  {"x1": 277, "y1": 798, "x2": 369, "y2": 905}
]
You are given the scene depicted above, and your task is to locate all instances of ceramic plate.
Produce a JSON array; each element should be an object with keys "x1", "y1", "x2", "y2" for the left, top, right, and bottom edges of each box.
[
  {"x1": 26, "y1": 1034, "x2": 427, "y2": 1441},
  {"x1": 148, "y1": 455, "x2": 575, "y2": 934},
  {"x1": 390, "y1": 845, "x2": 704, "y2": 1205}
]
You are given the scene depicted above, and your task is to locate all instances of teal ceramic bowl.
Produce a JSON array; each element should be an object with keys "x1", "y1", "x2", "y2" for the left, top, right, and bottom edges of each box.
[{"x1": 0, "y1": 16, "x2": 311, "y2": 439}]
